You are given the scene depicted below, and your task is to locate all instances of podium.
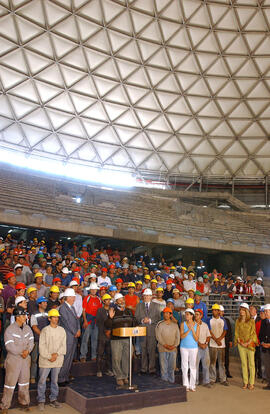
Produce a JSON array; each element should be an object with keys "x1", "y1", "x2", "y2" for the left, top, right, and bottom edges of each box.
[{"x1": 112, "y1": 326, "x2": 146, "y2": 390}]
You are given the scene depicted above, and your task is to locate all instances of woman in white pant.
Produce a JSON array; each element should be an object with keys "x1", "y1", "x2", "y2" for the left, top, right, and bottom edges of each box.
[{"x1": 180, "y1": 309, "x2": 200, "y2": 391}]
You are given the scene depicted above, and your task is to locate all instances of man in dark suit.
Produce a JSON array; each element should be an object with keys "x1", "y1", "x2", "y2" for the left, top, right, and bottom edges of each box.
[
  {"x1": 58, "y1": 288, "x2": 81, "y2": 385},
  {"x1": 135, "y1": 288, "x2": 161, "y2": 374}
]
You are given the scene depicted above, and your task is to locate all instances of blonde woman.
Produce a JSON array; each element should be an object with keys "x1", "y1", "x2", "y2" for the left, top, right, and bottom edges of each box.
[{"x1": 234, "y1": 303, "x2": 258, "y2": 390}]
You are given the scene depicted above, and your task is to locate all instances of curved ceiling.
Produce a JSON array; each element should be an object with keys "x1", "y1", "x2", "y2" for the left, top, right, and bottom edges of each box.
[{"x1": 1, "y1": 0, "x2": 270, "y2": 181}]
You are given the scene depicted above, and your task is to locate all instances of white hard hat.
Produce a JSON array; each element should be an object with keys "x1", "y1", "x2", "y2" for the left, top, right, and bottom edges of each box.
[
  {"x1": 143, "y1": 288, "x2": 153, "y2": 295},
  {"x1": 69, "y1": 280, "x2": 78, "y2": 287},
  {"x1": 90, "y1": 273, "x2": 97, "y2": 278},
  {"x1": 257, "y1": 277, "x2": 263, "y2": 281},
  {"x1": 240, "y1": 302, "x2": 249, "y2": 310},
  {"x1": 89, "y1": 283, "x2": 99, "y2": 290},
  {"x1": 264, "y1": 304, "x2": 270, "y2": 311},
  {"x1": 114, "y1": 293, "x2": 123, "y2": 301},
  {"x1": 236, "y1": 276, "x2": 241, "y2": 280},
  {"x1": 219, "y1": 305, "x2": 225, "y2": 312},
  {"x1": 62, "y1": 267, "x2": 69, "y2": 274},
  {"x1": 184, "y1": 308, "x2": 195, "y2": 315},
  {"x1": 59, "y1": 292, "x2": 65, "y2": 300},
  {"x1": 15, "y1": 296, "x2": 27, "y2": 306},
  {"x1": 198, "y1": 277, "x2": 203, "y2": 282},
  {"x1": 63, "y1": 288, "x2": 76, "y2": 297}
]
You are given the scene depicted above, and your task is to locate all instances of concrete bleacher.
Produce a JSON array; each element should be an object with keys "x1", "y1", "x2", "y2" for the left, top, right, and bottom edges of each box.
[{"x1": 1, "y1": 167, "x2": 270, "y2": 253}]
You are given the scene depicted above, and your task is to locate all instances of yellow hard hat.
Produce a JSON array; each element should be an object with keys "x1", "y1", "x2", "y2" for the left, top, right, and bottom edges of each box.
[
  {"x1": 186, "y1": 298, "x2": 194, "y2": 304},
  {"x1": 136, "y1": 280, "x2": 143, "y2": 284},
  {"x1": 0, "y1": 282, "x2": 3, "y2": 290},
  {"x1": 128, "y1": 282, "x2": 135, "y2": 288},
  {"x1": 144, "y1": 275, "x2": 151, "y2": 280},
  {"x1": 189, "y1": 272, "x2": 195, "y2": 277},
  {"x1": 27, "y1": 287, "x2": 37, "y2": 295},
  {"x1": 102, "y1": 294, "x2": 111, "y2": 301},
  {"x1": 35, "y1": 272, "x2": 43, "y2": 278},
  {"x1": 48, "y1": 309, "x2": 60, "y2": 318},
  {"x1": 151, "y1": 279, "x2": 157, "y2": 284},
  {"x1": 50, "y1": 285, "x2": 60, "y2": 293},
  {"x1": 156, "y1": 287, "x2": 164, "y2": 292},
  {"x1": 212, "y1": 303, "x2": 220, "y2": 310},
  {"x1": 181, "y1": 267, "x2": 186, "y2": 271},
  {"x1": 213, "y1": 278, "x2": 219, "y2": 282},
  {"x1": 170, "y1": 266, "x2": 176, "y2": 270}
]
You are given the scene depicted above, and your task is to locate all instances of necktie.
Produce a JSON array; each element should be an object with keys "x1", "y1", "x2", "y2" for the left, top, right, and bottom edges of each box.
[{"x1": 145, "y1": 303, "x2": 149, "y2": 315}]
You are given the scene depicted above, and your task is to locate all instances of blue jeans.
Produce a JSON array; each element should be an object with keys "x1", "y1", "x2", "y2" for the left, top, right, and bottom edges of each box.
[
  {"x1": 80, "y1": 323, "x2": 98, "y2": 359},
  {"x1": 196, "y1": 347, "x2": 210, "y2": 385},
  {"x1": 159, "y1": 351, "x2": 176, "y2": 383},
  {"x1": 37, "y1": 367, "x2": 61, "y2": 403}
]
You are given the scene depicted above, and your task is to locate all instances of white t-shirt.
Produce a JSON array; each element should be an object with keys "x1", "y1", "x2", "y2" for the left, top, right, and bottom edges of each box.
[
  {"x1": 97, "y1": 276, "x2": 112, "y2": 287},
  {"x1": 198, "y1": 321, "x2": 211, "y2": 344},
  {"x1": 208, "y1": 317, "x2": 226, "y2": 348},
  {"x1": 183, "y1": 280, "x2": 196, "y2": 292}
]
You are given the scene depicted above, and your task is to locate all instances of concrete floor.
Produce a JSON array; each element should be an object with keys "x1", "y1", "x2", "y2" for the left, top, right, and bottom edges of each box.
[{"x1": 7, "y1": 358, "x2": 270, "y2": 414}]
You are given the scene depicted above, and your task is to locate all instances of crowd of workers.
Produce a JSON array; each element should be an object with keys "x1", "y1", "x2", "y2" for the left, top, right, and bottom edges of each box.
[{"x1": 0, "y1": 234, "x2": 269, "y2": 413}]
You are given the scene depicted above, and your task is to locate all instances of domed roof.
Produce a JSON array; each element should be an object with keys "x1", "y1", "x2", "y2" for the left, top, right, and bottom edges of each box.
[{"x1": 0, "y1": 0, "x2": 270, "y2": 180}]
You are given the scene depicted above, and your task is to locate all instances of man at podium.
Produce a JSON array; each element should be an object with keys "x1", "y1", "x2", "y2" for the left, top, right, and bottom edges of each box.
[
  {"x1": 104, "y1": 293, "x2": 135, "y2": 387},
  {"x1": 135, "y1": 288, "x2": 161, "y2": 375}
]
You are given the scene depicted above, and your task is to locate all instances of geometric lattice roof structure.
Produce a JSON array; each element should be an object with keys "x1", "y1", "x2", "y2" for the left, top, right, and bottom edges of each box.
[{"x1": 1, "y1": 0, "x2": 270, "y2": 181}]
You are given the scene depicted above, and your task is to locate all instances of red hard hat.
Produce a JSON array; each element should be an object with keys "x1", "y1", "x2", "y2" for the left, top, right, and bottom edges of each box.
[
  {"x1": 15, "y1": 283, "x2": 26, "y2": 290},
  {"x1": 6, "y1": 272, "x2": 15, "y2": 280},
  {"x1": 72, "y1": 277, "x2": 80, "y2": 284},
  {"x1": 101, "y1": 267, "x2": 108, "y2": 272},
  {"x1": 74, "y1": 267, "x2": 80, "y2": 272},
  {"x1": 109, "y1": 264, "x2": 115, "y2": 269},
  {"x1": 116, "y1": 278, "x2": 123, "y2": 283},
  {"x1": 166, "y1": 279, "x2": 173, "y2": 285},
  {"x1": 52, "y1": 277, "x2": 61, "y2": 283}
]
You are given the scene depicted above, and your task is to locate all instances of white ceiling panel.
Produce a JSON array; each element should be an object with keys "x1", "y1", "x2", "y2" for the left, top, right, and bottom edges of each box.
[{"x1": 0, "y1": 0, "x2": 270, "y2": 180}]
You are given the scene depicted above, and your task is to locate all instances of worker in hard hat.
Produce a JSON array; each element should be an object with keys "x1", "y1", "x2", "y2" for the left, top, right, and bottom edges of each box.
[
  {"x1": 125, "y1": 282, "x2": 139, "y2": 315},
  {"x1": 135, "y1": 288, "x2": 161, "y2": 375},
  {"x1": 80, "y1": 283, "x2": 102, "y2": 363},
  {"x1": 208, "y1": 304, "x2": 229, "y2": 386},
  {"x1": 96, "y1": 294, "x2": 113, "y2": 378},
  {"x1": 0, "y1": 307, "x2": 34, "y2": 413},
  {"x1": 30, "y1": 296, "x2": 49, "y2": 384},
  {"x1": 47, "y1": 285, "x2": 60, "y2": 311},
  {"x1": 37, "y1": 309, "x2": 66, "y2": 411},
  {"x1": 58, "y1": 288, "x2": 81, "y2": 386},
  {"x1": 156, "y1": 307, "x2": 180, "y2": 383},
  {"x1": 26, "y1": 287, "x2": 38, "y2": 316}
]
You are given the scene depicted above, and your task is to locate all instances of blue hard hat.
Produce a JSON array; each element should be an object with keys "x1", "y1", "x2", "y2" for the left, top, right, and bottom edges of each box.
[
  {"x1": 109, "y1": 285, "x2": 117, "y2": 292},
  {"x1": 36, "y1": 296, "x2": 48, "y2": 304},
  {"x1": 167, "y1": 298, "x2": 175, "y2": 304}
]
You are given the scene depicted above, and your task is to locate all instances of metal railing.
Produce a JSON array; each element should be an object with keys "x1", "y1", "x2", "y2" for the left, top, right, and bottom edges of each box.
[{"x1": 200, "y1": 294, "x2": 265, "y2": 319}]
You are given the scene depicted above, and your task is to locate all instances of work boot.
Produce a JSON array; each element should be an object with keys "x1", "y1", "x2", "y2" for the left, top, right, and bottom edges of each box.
[
  {"x1": 116, "y1": 379, "x2": 124, "y2": 386},
  {"x1": 96, "y1": 371, "x2": 102, "y2": 378},
  {"x1": 123, "y1": 379, "x2": 129, "y2": 384},
  {"x1": 105, "y1": 370, "x2": 114, "y2": 377},
  {"x1": 30, "y1": 378, "x2": 36, "y2": 384},
  {"x1": 80, "y1": 358, "x2": 86, "y2": 363},
  {"x1": 38, "y1": 403, "x2": 45, "y2": 411},
  {"x1": 1, "y1": 410, "x2": 8, "y2": 414}
]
